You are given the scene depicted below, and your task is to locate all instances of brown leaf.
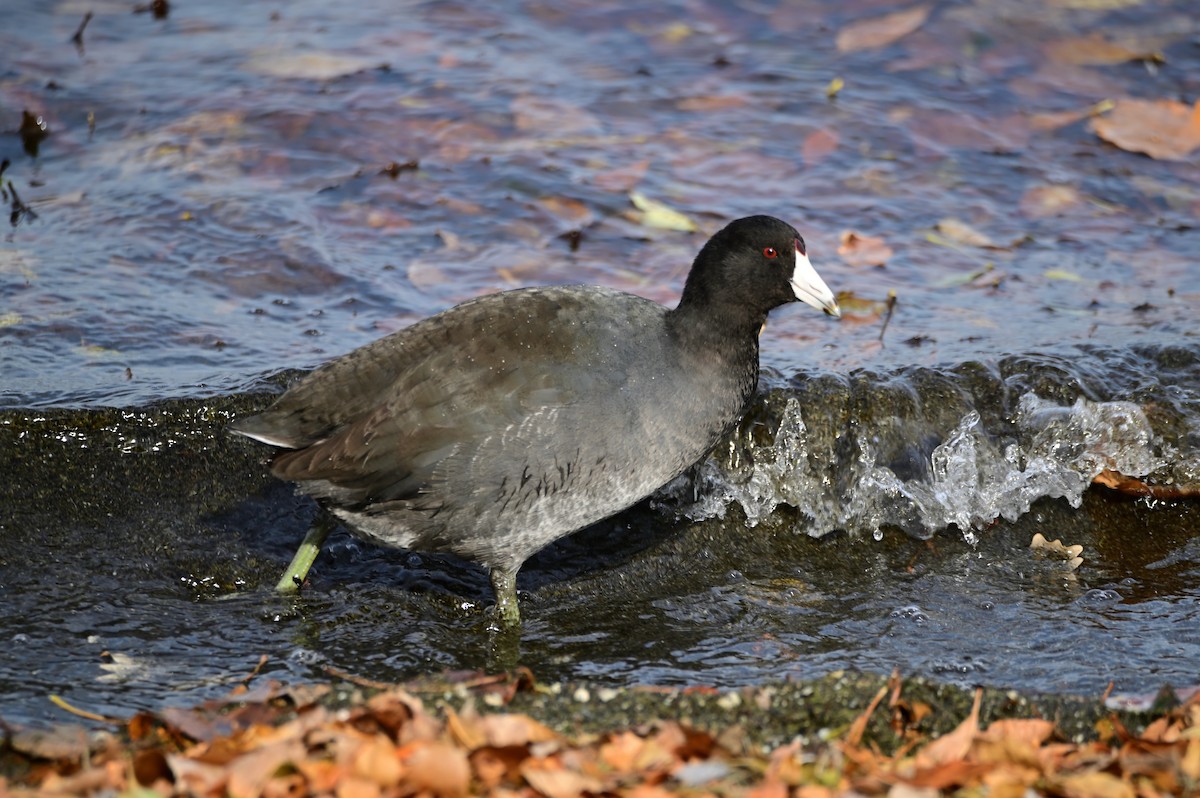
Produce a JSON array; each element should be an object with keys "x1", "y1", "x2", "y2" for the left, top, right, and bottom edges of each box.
[
  {"x1": 836, "y1": 5, "x2": 932, "y2": 52},
  {"x1": 801, "y1": 129, "x2": 839, "y2": 166},
  {"x1": 935, "y1": 219, "x2": 994, "y2": 249},
  {"x1": 1045, "y1": 34, "x2": 1159, "y2": 65},
  {"x1": 600, "y1": 731, "x2": 646, "y2": 773},
  {"x1": 978, "y1": 718, "x2": 1056, "y2": 754},
  {"x1": 336, "y1": 775, "x2": 382, "y2": 798},
  {"x1": 538, "y1": 197, "x2": 593, "y2": 227},
  {"x1": 837, "y1": 231, "x2": 894, "y2": 267},
  {"x1": 520, "y1": 759, "x2": 604, "y2": 798},
  {"x1": 1091, "y1": 98, "x2": 1200, "y2": 161},
  {"x1": 226, "y1": 739, "x2": 308, "y2": 798},
  {"x1": 1093, "y1": 468, "x2": 1200, "y2": 499},
  {"x1": 400, "y1": 741, "x2": 470, "y2": 798},
  {"x1": 676, "y1": 95, "x2": 748, "y2": 112},
  {"x1": 1056, "y1": 771, "x2": 1135, "y2": 798},
  {"x1": 1018, "y1": 185, "x2": 1084, "y2": 218},
  {"x1": 476, "y1": 713, "x2": 559, "y2": 748},
  {"x1": 353, "y1": 736, "x2": 404, "y2": 787},
  {"x1": 914, "y1": 687, "x2": 981, "y2": 769},
  {"x1": 593, "y1": 160, "x2": 650, "y2": 193}
]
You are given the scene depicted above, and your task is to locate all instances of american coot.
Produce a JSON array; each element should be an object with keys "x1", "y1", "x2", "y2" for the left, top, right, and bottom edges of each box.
[{"x1": 232, "y1": 215, "x2": 839, "y2": 624}]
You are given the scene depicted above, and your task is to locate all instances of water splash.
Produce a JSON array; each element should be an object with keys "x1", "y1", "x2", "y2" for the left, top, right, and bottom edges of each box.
[{"x1": 660, "y1": 392, "x2": 1174, "y2": 540}]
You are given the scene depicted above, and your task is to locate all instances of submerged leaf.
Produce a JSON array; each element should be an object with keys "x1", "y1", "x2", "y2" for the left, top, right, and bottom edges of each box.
[
  {"x1": 1091, "y1": 98, "x2": 1200, "y2": 161},
  {"x1": 628, "y1": 192, "x2": 697, "y2": 232},
  {"x1": 837, "y1": 231, "x2": 893, "y2": 267},
  {"x1": 836, "y1": 5, "x2": 931, "y2": 52},
  {"x1": 1045, "y1": 34, "x2": 1161, "y2": 66}
]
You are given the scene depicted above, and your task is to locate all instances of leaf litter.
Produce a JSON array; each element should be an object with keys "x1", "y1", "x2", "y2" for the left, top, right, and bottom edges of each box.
[{"x1": 6, "y1": 671, "x2": 1200, "y2": 797}]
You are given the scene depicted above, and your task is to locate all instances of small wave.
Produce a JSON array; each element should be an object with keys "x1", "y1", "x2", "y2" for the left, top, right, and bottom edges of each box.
[{"x1": 657, "y1": 347, "x2": 1200, "y2": 539}]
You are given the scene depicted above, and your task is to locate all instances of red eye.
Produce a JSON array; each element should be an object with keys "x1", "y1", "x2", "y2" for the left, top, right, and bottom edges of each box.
[{"x1": 763, "y1": 247, "x2": 778, "y2": 259}]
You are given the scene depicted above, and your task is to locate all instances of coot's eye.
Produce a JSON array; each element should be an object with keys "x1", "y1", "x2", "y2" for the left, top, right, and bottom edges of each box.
[{"x1": 763, "y1": 247, "x2": 778, "y2": 259}]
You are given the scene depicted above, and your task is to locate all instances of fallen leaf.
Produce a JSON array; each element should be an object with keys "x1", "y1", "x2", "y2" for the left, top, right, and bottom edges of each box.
[
  {"x1": 401, "y1": 741, "x2": 470, "y2": 798},
  {"x1": 600, "y1": 731, "x2": 646, "y2": 772},
  {"x1": 837, "y1": 231, "x2": 893, "y2": 267},
  {"x1": 676, "y1": 95, "x2": 748, "y2": 112},
  {"x1": 914, "y1": 688, "x2": 981, "y2": 769},
  {"x1": 1045, "y1": 34, "x2": 1161, "y2": 65},
  {"x1": 538, "y1": 196, "x2": 594, "y2": 227},
  {"x1": 802, "y1": 129, "x2": 839, "y2": 166},
  {"x1": 521, "y1": 760, "x2": 604, "y2": 798},
  {"x1": 836, "y1": 5, "x2": 932, "y2": 52},
  {"x1": 244, "y1": 51, "x2": 379, "y2": 80},
  {"x1": 1093, "y1": 469, "x2": 1200, "y2": 499},
  {"x1": 981, "y1": 718, "x2": 1056, "y2": 747},
  {"x1": 628, "y1": 192, "x2": 697, "y2": 232},
  {"x1": 1019, "y1": 185, "x2": 1083, "y2": 218},
  {"x1": 1030, "y1": 533, "x2": 1084, "y2": 570},
  {"x1": 593, "y1": 160, "x2": 649, "y2": 193},
  {"x1": 1044, "y1": 269, "x2": 1084, "y2": 282},
  {"x1": 1056, "y1": 770, "x2": 1136, "y2": 798},
  {"x1": 935, "y1": 219, "x2": 994, "y2": 248},
  {"x1": 1091, "y1": 98, "x2": 1200, "y2": 161}
]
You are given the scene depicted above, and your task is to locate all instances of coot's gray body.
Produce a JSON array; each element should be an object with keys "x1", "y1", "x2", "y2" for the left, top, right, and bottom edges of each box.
[{"x1": 232, "y1": 216, "x2": 839, "y2": 623}]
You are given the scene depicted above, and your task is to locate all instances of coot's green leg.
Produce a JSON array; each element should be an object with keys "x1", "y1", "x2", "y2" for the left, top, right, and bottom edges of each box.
[
  {"x1": 275, "y1": 515, "x2": 335, "y2": 593},
  {"x1": 489, "y1": 567, "x2": 521, "y2": 626}
]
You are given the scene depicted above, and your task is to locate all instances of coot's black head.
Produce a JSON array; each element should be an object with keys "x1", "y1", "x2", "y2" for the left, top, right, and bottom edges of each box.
[{"x1": 678, "y1": 215, "x2": 840, "y2": 321}]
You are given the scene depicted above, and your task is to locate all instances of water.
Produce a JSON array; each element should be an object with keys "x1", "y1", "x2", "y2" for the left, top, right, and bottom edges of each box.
[{"x1": 2, "y1": 0, "x2": 1199, "y2": 727}]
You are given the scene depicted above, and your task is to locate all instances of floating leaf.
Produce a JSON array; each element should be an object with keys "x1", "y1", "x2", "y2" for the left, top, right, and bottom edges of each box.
[
  {"x1": 826, "y1": 77, "x2": 845, "y2": 99},
  {"x1": 935, "y1": 218, "x2": 994, "y2": 248},
  {"x1": 1019, "y1": 185, "x2": 1083, "y2": 218},
  {"x1": 1045, "y1": 34, "x2": 1161, "y2": 65},
  {"x1": 628, "y1": 191, "x2": 697, "y2": 232},
  {"x1": 836, "y1": 5, "x2": 931, "y2": 53},
  {"x1": 1030, "y1": 532, "x2": 1084, "y2": 570},
  {"x1": 244, "y1": 51, "x2": 380, "y2": 80},
  {"x1": 837, "y1": 231, "x2": 893, "y2": 267},
  {"x1": 1044, "y1": 269, "x2": 1084, "y2": 282},
  {"x1": 1091, "y1": 98, "x2": 1200, "y2": 161},
  {"x1": 801, "y1": 128, "x2": 839, "y2": 166}
]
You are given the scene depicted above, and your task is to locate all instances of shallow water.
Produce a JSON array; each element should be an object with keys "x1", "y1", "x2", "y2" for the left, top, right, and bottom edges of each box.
[{"x1": 2, "y1": 0, "x2": 1199, "y2": 727}]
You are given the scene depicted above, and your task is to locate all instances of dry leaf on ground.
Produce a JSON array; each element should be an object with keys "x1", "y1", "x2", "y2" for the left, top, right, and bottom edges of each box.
[
  {"x1": 836, "y1": 5, "x2": 931, "y2": 52},
  {"x1": 1091, "y1": 98, "x2": 1200, "y2": 161}
]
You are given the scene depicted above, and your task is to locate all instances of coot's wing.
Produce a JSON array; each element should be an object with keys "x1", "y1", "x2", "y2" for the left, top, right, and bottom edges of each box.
[{"x1": 258, "y1": 287, "x2": 663, "y2": 509}]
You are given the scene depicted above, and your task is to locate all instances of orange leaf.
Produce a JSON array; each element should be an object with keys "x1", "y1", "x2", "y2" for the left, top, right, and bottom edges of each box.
[
  {"x1": 802, "y1": 129, "x2": 839, "y2": 166},
  {"x1": 1045, "y1": 34, "x2": 1157, "y2": 65},
  {"x1": 1018, "y1": 185, "x2": 1083, "y2": 218},
  {"x1": 401, "y1": 741, "x2": 470, "y2": 798},
  {"x1": 837, "y1": 231, "x2": 894, "y2": 267},
  {"x1": 836, "y1": 5, "x2": 931, "y2": 52},
  {"x1": 600, "y1": 731, "x2": 646, "y2": 773},
  {"x1": 521, "y1": 760, "x2": 603, "y2": 798},
  {"x1": 914, "y1": 688, "x2": 981, "y2": 769},
  {"x1": 981, "y1": 718, "x2": 1056, "y2": 747},
  {"x1": 1056, "y1": 771, "x2": 1135, "y2": 798},
  {"x1": 352, "y1": 737, "x2": 403, "y2": 787},
  {"x1": 1091, "y1": 98, "x2": 1200, "y2": 161}
]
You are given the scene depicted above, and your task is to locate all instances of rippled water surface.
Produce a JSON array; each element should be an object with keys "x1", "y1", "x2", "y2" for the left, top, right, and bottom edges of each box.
[{"x1": 2, "y1": 0, "x2": 1198, "y2": 727}]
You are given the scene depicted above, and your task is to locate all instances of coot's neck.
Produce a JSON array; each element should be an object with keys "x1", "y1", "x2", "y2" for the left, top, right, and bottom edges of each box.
[{"x1": 665, "y1": 293, "x2": 768, "y2": 363}]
